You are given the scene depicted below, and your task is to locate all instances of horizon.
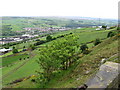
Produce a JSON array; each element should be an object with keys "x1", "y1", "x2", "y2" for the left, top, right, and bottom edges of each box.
[{"x1": 1, "y1": 16, "x2": 118, "y2": 20}]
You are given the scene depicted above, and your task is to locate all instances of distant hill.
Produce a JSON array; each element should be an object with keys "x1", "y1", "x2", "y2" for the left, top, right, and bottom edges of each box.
[
  {"x1": 2, "y1": 16, "x2": 117, "y2": 31},
  {"x1": 1, "y1": 16, "x2": 117, "y2": 37}
]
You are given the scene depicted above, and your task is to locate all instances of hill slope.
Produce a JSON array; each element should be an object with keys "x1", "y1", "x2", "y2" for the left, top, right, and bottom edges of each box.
[
  {"x1": 6, "y1": 32, "x2": 118, "y2": 88},
  {"x1": 41, "y1": 35, "x2": 118, "y2": 88}
]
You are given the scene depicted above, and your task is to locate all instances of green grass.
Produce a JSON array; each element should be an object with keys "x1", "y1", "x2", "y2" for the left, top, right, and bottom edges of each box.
[
  {"x1": 77, "y1": 30, "x2": 110, "y2": 44},
  {"x1": 2, "y1": 28, "x2": 117, "y2": 88},
  {"x1": 2, "y1": 50, "x2": 40, "y2": 87},
  {"x1": 2, "y1": 60, "x2": 27, "y2": 76},
  {"x1": 2, "y1": 54, "x2": 29, "y2": 67},
  {"x1": 40, "y1": 35, "x2": 118, "y2": 88}
]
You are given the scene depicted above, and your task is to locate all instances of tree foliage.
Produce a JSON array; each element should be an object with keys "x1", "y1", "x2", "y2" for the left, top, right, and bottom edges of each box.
[{"x1": 37, "y1": 34, "x2": 79, "y2": 85}]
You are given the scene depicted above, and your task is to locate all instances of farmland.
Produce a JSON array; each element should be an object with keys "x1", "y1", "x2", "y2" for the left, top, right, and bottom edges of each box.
[
  {"x1": 0, "y1": 16, "x2": 119, "y2": 88},
  {"x1": 1, "y1": 26, "x2": 118, "y2": 88}
]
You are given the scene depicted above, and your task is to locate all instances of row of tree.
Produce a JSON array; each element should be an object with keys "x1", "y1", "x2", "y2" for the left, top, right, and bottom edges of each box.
[{"x1": 37, "y1": 34, "x2": 79, "y2": 85}]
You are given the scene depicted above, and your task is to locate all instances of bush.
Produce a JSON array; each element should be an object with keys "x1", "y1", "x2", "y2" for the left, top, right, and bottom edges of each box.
[
  {"x1": 34, "y1": 40, "x2": 46, "y2": 46},
  {"x1": 80, "y1": 44, "x2": 88, "y2": 53},
  {"x1": 109, "y1": 26, "x2": 116, "y2": 29},
  {"x1": 4, "y1": 46, "x2": 9, "y2": 49},
  {"x1": 31, "y1": 79, "x2": 36, "y2": 82},
  {"x1": 36, "y1": 39, "x2": 40, "y2": 41},
  {"x1": 107, "y1": 31, "x2": 116, "y2": 38},
  {"x1": 29, "y1": 45, "x2": 35, "y2": 50},
  {"x1": 12, "y1": 48, "x2": 18, "y2": 54},
  {"x1": 117, "y1": 27, "x2": 120, "y2": 30},
  {"x1": 102, "y1": 25, "x2": 107, "y2": 30},
  {"x1": 94, "y1": 38, "x2": 101, "y2": 46},
  {"x1": 82, "y1": 50, "x2": 90, "y2": 54},
  {"x1": 19, "y1": 58, "x2": 22, "y2": 61},
  {"x1": 46, "y1": 35, "x2": 52, "y2": 41}
]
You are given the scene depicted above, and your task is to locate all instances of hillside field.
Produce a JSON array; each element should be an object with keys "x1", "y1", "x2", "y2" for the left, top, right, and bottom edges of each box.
[{"x1": 1, "y1": 27, "x2": 119, "y2": 88}]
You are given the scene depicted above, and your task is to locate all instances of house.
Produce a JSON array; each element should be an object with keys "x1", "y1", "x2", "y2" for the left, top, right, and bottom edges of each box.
[
  {"x1": 96, "y1": 26, "x2": 102, "y2": 30},
  {"x1": 0, "y1": 48, "x2": 12, "y2": 55},
  {"x1": 14, "y1": 38, "x2": 23, "y2": 41}
]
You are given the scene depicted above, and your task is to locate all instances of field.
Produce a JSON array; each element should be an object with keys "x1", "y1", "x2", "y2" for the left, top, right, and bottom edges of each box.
[
  {"x1": 2, "y1": 17, "x2": 117, "y2": 32},
  {"x1": 1, "y1": 27, "x2": 118, "y2": 88}
]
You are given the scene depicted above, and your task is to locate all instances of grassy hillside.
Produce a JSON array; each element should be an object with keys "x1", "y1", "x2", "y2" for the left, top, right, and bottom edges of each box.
[
  {"x1": 2, "y1": 17, "x2": 117, "y2": 32},
  {"x1": 1, "y1": 27, "x2": 118, "y2": 88},
  {"x1": 39, "y1": 35, "x2": 118, "y2": 88},
  {"x1": 5, "y1": 35, "x2": 118, "y2": 88}
]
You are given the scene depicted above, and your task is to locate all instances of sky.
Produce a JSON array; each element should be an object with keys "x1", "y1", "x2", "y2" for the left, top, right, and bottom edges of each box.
[{"x1": 0, "y1": 0, "x2": 119, "y2": 19}]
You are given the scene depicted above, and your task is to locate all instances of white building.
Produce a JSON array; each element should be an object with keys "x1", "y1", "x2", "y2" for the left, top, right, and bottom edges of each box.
[{"x1": 0, "y1": 48, "x2": 12, "y2": 54}]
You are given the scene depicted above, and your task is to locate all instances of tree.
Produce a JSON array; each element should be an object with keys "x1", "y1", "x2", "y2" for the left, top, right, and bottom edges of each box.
[
  {"x1": 19, "y1": 58, "x2": 22, "y2": 61},
  {"x1": 4, "y1": 46, "x2": 9, "y2": 49},
  {"x1": 107, "y1": 31, "x2": 115, "y2": 38},
  {"x1": 37, "y1": 35, "x2": 79, "y2": 86},
  {"x1": 29, "y1": 45, "x2": 35, "y2": 50},
  {"x1": 102, "y1": 25, "x2": 107, "y2": 30},
  {"x1": 46, "y1": 35, "x2": 52, "y2": 41},
  {"x1": 117, "y1": 26, "x2": 120, "y2": 30},
  {"x1": 23, "y1": 46, "x2": 25, "y2": 49},
  {"x1": 34, "y1": 40, "x2": 46, "y2": 46},
  {"x1": 94, "y1": 38, "x2": 101, "y2": 46},
  {"x1": 12, "y1": 48, "x2": 18, "y2": 54},
  {"x1": 13, "y1": 46, "x2": 15, "y2": 49},
  {"x1": 109, "y1": 26, "x2": 116, "y2": 29},
  {"x1": 80, "y1": 44, "x2": 88, "y2": 53}
]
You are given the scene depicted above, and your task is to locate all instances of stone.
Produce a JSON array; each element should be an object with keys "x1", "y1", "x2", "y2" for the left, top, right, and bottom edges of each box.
[{"x1": 85, "y1": 62, "x2": 120, "y2": 89}]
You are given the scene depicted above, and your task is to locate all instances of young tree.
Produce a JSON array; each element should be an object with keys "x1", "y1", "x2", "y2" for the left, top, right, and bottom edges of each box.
[{"x1": 94, "y1": 38, "x2": 101, "y2": 46}]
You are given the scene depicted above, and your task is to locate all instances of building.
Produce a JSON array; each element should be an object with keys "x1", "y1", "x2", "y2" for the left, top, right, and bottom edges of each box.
[{"x1": 0, "y1": 48, "x2": 12, "y2": 55}]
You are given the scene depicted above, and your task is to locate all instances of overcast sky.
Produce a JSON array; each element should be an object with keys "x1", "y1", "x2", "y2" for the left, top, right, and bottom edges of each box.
[{"x1": 0, "y1": 0, "x2": 119, "y2": 19}]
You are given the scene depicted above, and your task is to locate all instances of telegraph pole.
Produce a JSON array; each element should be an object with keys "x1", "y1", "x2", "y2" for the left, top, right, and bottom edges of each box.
[{"x1": 99, "y1": 18, "x2": 100, "y2": 26}]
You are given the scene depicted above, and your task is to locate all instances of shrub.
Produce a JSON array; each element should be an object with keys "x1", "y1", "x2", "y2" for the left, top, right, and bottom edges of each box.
[
  {"x1": 31, "y1": 79, "x2": 36, "y2": 82},
  {"x1": 12, "y1": 48, "x2": 18, "y2": 54},
  {"x1": 29, "y1": 45, "x2": 35, "y2": 50},
  {"x1": 107, "y1": 31, "x2": 116, "y2": 38},
  {"x1": 34, "y1": 40, "x2": 46, "y2": 46},
  {"x1": 19, "y1": 58, "x2": 22, "y2": 61},
  {"x1": 94, "y1": 38, "x2": 101, "y2": 46},
  {"x1": 102, "y1": 25, "x2": 107, "y2": 30},
  {"x1": 109, "y1": 26, "x2": 116, "y2": 29},
  {"x1": 80, "y1": 44, "x2": 88, "y2": 53},
  {"x1": 82, "y1": 50, "x2": 90, "y2": 54},
  {"x1": 117, "y1": 27, "x2": 120, "y2": 30},
  {"x1": 46, "y1": 35, "x2": 52, "y2": 41}
]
